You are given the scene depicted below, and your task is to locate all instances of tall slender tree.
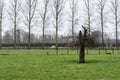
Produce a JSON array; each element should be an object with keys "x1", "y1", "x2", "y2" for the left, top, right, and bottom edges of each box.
[
  {"x1": 40, "y1": 0, "x2": 49, "y2": 49},
  {"x1": 52, "y1": 0, "x2": 65, "y2": 54},
  {"x1": 68, "y1": 0, "x2": 79, "y2": 47},
  {"x1": 8, "y1": 0, "x2": 21, "y2": 49},
  {"x1": 96, "y1": 0, "x2": 107, "y2": 48},
  {"x1": 0, "y1": 0, "x2": 4, "y2": 49},
  {"x1": 22, "y1": 0, "x2": 38, "y2": 49},
  {"x1": 110, "y1": 0, "x2": 120, "y2": 49},
  {"x1": 83, "y1": 0, "x2": 94, "y2": 36}
]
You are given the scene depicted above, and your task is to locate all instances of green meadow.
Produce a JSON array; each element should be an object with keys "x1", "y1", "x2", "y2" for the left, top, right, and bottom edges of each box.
[{"x1": 0, "y1": 49, "x2": 120, "y2": 80}]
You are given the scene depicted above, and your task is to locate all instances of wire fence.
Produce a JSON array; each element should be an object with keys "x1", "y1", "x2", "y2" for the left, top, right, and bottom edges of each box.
[{"x1": 0, "y1": 47, "x2": 120, "y2": 55}]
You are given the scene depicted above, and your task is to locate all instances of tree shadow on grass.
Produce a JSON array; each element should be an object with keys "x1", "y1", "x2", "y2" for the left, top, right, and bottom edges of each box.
[
  {"x1": 62, "y1": 60, "x2": 78, "y2": 64},
  {"x1": 86, "y1": 60, "x2": 105, "y2": 63},
  {"x1": 0, "y1": 54, "x2": 10, "y2": 56},
  {"x1": 66, "y1": 59, "x2": 110, "y2": 64}
]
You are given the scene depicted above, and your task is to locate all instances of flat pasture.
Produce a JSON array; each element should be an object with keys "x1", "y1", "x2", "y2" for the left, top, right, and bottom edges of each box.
[{"x1": 0, "y1": 49, "x2": 120, "y2": 80}]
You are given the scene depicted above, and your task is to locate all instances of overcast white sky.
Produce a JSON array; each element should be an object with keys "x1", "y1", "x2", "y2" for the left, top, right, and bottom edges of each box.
[
  {"x1": 3, "y1": 0, "x2": 84, "y2": 35},
  {"x1": 2, "y1": 0, "x2": 120, "y2": 39}
]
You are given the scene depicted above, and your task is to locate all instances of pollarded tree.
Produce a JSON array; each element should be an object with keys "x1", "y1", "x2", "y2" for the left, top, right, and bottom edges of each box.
[{"x1": 78, "y1": 26, "x2": 87, "y2": 63}]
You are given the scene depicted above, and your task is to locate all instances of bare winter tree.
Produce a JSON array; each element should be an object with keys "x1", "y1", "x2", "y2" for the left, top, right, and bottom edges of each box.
[
  {"x1": 78, "y1": 26, "x2": 87, "y2": 63},
  {"x1": 22, "y1": 0, "x2": 38, "y2": 49},
  {"x1": 83, "y1": 0, "x2": 94, "y2": 36},
  {"x1": 96, "y1": 0, "x2": 107, "y2": 48},
  {"x1": 68, "y1": 0, "x2": 79, "y2": 47},
  {"x1": 52, "y1": 0, "x2": 65, "y2": 54},
  {"x1": 110, "y1": 0, "x2": 120, "y2": 49},
  {"x1": 0, "y1": 0, "x2": 4, "y2": 49},
  {"x1": 8, "y1": 0, "x2": 21, "y2": 49},
  {"x1": 40, "y1": 0, "x2": 49, "y2": 49}
]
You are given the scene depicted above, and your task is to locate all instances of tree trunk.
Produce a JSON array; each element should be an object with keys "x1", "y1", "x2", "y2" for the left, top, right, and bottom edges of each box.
[
  {"x1": 79, "y1": 44, "x2": 85, "y2": 63},
  {"x1": 56, "y1": 14, "x2": 58, "y2": 55},
  {"x1": 0, "y1": 15, "x2": 2, "y2": 49},
  {"x1": 28, "y1": 24, "x2": 31, "y2": 49},
  {"x1": 78, "y1": 26, "x2": 87, "y2": 63},
  {"x1": 42, "y1": 22, "x2": 45, "y2": 49}
]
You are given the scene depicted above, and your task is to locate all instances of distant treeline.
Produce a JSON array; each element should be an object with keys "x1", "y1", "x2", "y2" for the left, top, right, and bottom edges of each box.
[
  {"x1": 1, "y1": 42, "x2": 120, "y2": 48},
  {"x1": 1, "y1": 29, "x2": 120, "y2": 48},
  {"x1": 2, "y1": 43, "x2": 67, "y2": 48}
]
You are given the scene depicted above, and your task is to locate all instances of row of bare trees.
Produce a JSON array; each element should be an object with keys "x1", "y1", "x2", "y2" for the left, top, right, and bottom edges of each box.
[
  {"x1": 0, "y1": 0, "x2": 120, "y2": 49},
  {"x1": 80, "y1": 0, "x2": 120, "y2": 49}
]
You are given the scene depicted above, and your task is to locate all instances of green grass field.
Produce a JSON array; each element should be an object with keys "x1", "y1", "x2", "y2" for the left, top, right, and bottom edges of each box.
[{"x1": 0, "y1": 49, "x2": 120, "y2": 80}]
